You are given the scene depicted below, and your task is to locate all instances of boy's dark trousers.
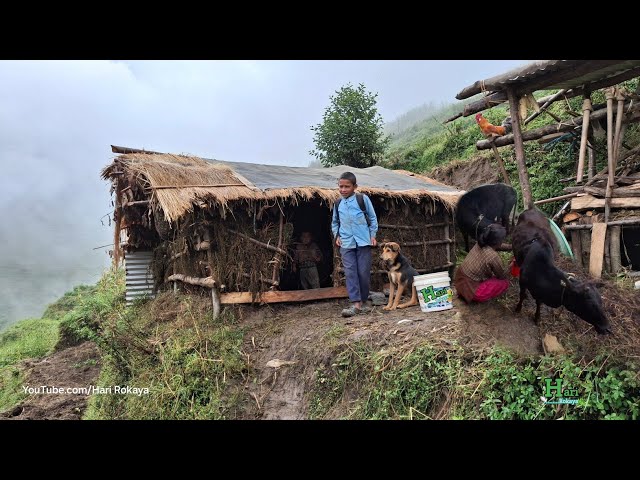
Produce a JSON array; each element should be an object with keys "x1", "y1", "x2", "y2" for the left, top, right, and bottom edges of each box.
[{"x1": 340, "y1": 246, "x2": 372, "y2": 303}]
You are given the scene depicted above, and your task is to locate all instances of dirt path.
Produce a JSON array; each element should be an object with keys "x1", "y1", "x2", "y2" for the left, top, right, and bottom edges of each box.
[
  {"x1": 2, "y1": 341, "x2": 101, "y2": 420},
  {"x1": 238, "y1": 293, "x2": 541, "y2": 420}
]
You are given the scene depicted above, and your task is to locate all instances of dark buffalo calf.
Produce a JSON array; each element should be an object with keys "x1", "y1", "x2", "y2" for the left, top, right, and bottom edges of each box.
[
  {"x1": 512, "y1": 208, "x2": 611, "y2": 334},
  {"x1": 456, "y1": 183, "x2": 517, "y2": 250}
]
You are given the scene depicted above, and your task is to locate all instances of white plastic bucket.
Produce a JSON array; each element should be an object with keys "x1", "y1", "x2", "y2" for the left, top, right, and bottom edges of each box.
[{"x1": 413, "y1": 271, "x2": 453, "y2": 313}]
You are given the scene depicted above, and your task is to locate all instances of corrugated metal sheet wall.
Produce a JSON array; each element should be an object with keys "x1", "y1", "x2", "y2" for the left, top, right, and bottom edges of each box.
[{"x1": 125, "y1": 250, "x2": 155, "y2": 305}]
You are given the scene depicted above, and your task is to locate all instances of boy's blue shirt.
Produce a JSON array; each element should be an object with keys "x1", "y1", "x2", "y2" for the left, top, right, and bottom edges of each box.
[{"x1": 331, "y1": 193, "x2": 378, "y2": 249}]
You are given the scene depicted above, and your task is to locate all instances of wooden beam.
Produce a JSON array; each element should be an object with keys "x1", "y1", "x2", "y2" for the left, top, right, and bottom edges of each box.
[
  {"x1": 564, "y1": 217, "x2": 640, "y2": 229},
  {"x1": 524, "y1": 89, "x2": 567, "y2": 125},
  {"x1": 220, "y1": 286, "x2": 348, "y2": 305},
  {"x1": 400, "y1": 239, "x2": 453, "y2": 247},
  {"x1": 448, "y1": 65, "x2": 640, "y2": 122},
  {"x1": 167, "y1": 274, "x2": 217, "y2": 288},
  {"x1": 507, "y1": 88, "x2": 533, "y2": 209},
  {"x1": 456, "y1": 60, "x2": 623, "y2": 100},
  {"x1": 378, "y1": 222, "x2": 448, "y2": 230},
  {"x1": 123, "y1": 200, "x2": 150, "y2": 208},
  {"x1": 152, "y1": 184, "x2": 246, "y2": 189},
  {"x1": 111, "y1": 145, "x2": 163, "y2": 155},
  {"x1": 571, "y1": 194, "x2": 640, "y2": 211},
  {"x1": 534, "y1": 193, "x2": 579, "y2": 205},
  {"x1": 226, "y1": 228, "x2": 288, "y2": 256}
]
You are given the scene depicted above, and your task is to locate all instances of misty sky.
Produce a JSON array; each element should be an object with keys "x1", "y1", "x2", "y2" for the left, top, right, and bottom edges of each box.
[{"x1": 0, "y1": 59, "x2": 528, "y2": 328}]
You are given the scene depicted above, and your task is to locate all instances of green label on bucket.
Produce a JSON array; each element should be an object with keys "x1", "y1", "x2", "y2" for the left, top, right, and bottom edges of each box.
[{"x1": 420, "y1": 285, "x2": 453, "y2": 303}]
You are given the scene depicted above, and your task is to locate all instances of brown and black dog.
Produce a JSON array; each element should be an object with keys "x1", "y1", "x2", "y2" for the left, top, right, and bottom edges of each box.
[{"x1": 379, "y1": 242, "x2": 419, "y2": 310}]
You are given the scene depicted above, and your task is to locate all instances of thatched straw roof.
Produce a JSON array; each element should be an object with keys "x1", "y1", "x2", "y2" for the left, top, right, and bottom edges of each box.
[{"x1": 102, "y1": 153, "x2": 464, "y2": 223}]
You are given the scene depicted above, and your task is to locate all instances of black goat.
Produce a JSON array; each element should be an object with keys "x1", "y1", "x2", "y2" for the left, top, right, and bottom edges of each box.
[
  {"x1": 512, "y1": 208, "x2": 611, "y2": 334},
  {"x1": 456, "y1": 183, "x2": 517, "y2": 250}
]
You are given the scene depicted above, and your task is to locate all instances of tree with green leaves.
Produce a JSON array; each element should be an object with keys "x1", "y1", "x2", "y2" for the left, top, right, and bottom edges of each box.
[{"x1": 310, "y1": 83, "x2": 391, "y2": 168}]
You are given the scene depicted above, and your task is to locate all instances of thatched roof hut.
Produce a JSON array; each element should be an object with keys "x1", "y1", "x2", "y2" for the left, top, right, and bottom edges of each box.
[{"x1": 102, "y1": 147, "x2": 464, "y2": 306}]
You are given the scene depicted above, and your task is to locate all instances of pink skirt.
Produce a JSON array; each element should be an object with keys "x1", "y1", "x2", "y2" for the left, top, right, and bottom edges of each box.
[{"x1": 472, "y1": 278, "x2": 509, "y2": 302}]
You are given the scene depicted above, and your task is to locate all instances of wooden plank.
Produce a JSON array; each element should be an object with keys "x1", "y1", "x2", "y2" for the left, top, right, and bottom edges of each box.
[
  {"x1": 534, "y1": 193, "x2": 579, "y2": 205},
  {"x1": 589, "y1": 223, "x2": 608, "y2": 278},
  {"x1": 571, "y1": 195, "x2": 640, "y2": 211},
  {"x1": 220, "y1": 286, "x2": 348, "y2": 305}
]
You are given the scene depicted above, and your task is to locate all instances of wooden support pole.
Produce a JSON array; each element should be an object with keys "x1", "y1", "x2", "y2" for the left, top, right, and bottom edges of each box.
[
  {"x1": 444, "y1": 216, "x2": 451, "y2": 270},
  {"x1": 613, "y1": 89, "x2": 626, "y2": 166},
  {"x1": 576, "y1": 96, "x2": 592, "y2": 184},
  {"x1": 271, "y1": 210, "x2": 285, "y2": 287},
  {"x1": 491, "y1": 144, "x2": 511, "y2": 185},
  {"x1": 570, "y1": 230, "x2": 583, "y2": 268},
  {"x1": 588, "y1": 138, "x2": 596, "y2": 181},
  {"x1": 605, "y1": 88, "x2": 616, "y2": 222},
  {"x1": 507, "y1": 88, "x2": 534, "y2": 209},
  {"x1": 609, "y1": 225, "x2": 622, "y2": 274}
]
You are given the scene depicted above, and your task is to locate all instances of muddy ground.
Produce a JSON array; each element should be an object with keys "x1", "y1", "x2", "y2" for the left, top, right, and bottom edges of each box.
[
  {"x1": 2, "y1": 341, "x2": 101, "y2": 420},
  {"x1": 236, "y1": 285, "x2": 542, "y2": 420}
]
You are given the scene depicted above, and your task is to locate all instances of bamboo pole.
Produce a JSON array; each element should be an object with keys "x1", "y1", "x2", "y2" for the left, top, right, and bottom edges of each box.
[
  {"x1": 605, "y1": 88, "x2": 616, "y2": 222},
  {"x1": 576, "y1": 95, "x2": 592, "y2": 183},
  {"x1": 507, "y1": 88, "x2": 533, "y2": 209}
]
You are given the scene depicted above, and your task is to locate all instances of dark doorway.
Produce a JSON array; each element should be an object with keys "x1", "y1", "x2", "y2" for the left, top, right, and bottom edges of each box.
[
  {"x1": 279, "y1": 199, "x2": 334, "y2": 290},
  {"x1": 621, "y1": 226, "x2": 640, "y2": 270}
]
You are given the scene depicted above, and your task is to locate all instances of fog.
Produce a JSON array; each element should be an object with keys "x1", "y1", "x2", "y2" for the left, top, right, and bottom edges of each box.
[{"x1": 0, "y1": 60, "x2": 528, "y2": 330}]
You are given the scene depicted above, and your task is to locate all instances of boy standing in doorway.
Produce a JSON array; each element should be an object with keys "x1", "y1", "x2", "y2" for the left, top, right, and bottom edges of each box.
[{"x1": 331, "y1": 172, "x2": 378, "y2": 318}]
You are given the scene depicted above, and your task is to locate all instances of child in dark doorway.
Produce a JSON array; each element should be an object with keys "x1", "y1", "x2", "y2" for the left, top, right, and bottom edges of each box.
[
  {"x1": 454, "y1": 227, "x2": 509, "y2": 303},
  {"x1": 293, "y1": 231, "x2": 323, "y2": 289},
  {"x1": 331, "y1": 172, "x2": 378, "y2": 317}
]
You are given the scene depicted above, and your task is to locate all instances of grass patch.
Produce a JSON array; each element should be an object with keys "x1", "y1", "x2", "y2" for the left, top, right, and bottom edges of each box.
[
  {"x1": 85, "y1": 294, "x2": 249, "y2": 420},
  {"x1": 0, "y1": 317, "x2": 60, "y2": 412}
]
